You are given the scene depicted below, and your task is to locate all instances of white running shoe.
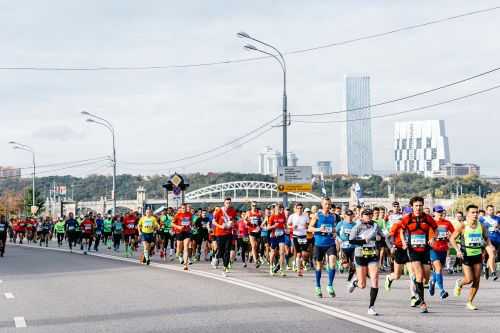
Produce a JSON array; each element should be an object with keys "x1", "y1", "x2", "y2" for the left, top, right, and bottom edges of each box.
[{"x1": 367, "y1": 307, "x2": 378, "y2": 316}]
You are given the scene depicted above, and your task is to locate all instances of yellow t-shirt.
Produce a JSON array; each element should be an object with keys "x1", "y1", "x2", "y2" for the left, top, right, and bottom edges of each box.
[{"x1": 138, "y1": 216, "x2": 159, "y2": 234}]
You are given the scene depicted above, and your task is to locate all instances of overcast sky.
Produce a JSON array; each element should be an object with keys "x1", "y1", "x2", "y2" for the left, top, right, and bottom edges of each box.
[{"x1": 1, "y1": 0, "x2": 499, "y2": 177}]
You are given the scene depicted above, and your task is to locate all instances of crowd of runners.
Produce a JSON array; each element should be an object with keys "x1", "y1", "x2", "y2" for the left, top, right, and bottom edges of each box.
[{"x1": 1, "y1": 196, "x2": 499, "y2": 315}]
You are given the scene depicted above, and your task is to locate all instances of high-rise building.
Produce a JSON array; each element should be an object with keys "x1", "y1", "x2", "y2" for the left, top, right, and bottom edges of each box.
[
  {"x1": 345, "y1": 76, "x2": 373, "y2": 176},
  {"x1": 316, "y1": 161, "x2": 333, "y2": 176},
  {"x1": 433, "y1": 163, "x2": 480, "y2": 178},
  {"x1": 394, "y1": 120, "x2": 450, "y2": 177},
  {"x1": 0, "y1": 166, "x2": 21, "y2": 178},
  {"x1": 258, "y1": 147, "x2": 298, "y2": 176}
]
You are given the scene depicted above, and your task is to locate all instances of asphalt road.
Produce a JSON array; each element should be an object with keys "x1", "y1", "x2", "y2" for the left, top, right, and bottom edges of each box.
[{"x1": 2, "y1": 240, "x2": 499, "y2": 333}]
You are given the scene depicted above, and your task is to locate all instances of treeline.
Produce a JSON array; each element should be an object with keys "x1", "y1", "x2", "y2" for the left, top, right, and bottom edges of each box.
[{"x1": 0, "y1": 172, "x2": 496, "y2": 202}]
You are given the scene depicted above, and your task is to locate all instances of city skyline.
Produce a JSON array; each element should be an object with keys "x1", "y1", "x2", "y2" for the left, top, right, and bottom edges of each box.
[{"x1": 1, "y1": 1, "x2": 500, "y2": 177}]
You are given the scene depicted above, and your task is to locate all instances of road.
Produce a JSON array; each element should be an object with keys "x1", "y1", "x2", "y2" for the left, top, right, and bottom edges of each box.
[{"x1": 1, "y1": 241, "x2": 499, "y2": 333}]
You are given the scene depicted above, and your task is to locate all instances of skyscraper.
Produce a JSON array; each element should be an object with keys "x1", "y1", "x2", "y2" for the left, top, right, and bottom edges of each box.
[
  {"x1": 345, "y1": 76, "x2": 373, "y2": 176},
  {"x1": 258, "y1": 147, "x2": 299, "y2": 176}
]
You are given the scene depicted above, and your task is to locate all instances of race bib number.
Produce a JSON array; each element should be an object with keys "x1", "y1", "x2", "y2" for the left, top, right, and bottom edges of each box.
[
  {"x1": 437, "y1": 227, "x2": 448, "y2": 240},
  {"x1": 84, "y1": 225, "x2": 92, "y2": 230},
  {"x1": 297, "y1": 237, "x2": 308, "y2": 245},
  {"x1": 96, "y1": 231, "x2": 102, "y2": 235},
  {"x1": 182, "y1": 218, "x2": 191, "y2": 226},
  {"x1": 321, "y1": 225, "x2": 333, "y2": 234},
  {"x1": 410, "y1": 234, "x2": 426, "y2": 247},
  {"x1": 362, "y1": 246, "x2": 377, "y2": 257},
  {"x1": 342, "y1": 240, "x2": 350, "y2": 248},
  {"x1": 274, "y1": 229, "x2": 284, "y2": 237},
  {"x1": 343, "y1": 228, "x2": 351, "y2": 237},
  {"x1": 467, "y1": 233, "x2": 483, "y2": 247},
  {"x1": 0, "y1": 225, "x2": 5, "y2": 231},
  {"x1": 242, "y1": 236, "x2": 249, "y2": 242},
  {"x1": 68, "y1": 226, "x2": 75, "y2": 231},
  {"x1": 127, "y1": 223, "x2": 135, "y2": 229},
  {"x1": 251, "y1": 217, "x2": 260, "y2": 225}
]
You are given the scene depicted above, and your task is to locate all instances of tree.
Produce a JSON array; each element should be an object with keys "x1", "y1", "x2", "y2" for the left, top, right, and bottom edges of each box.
[
  {"x1": 0, "y1": 191, "x2": 23, "y2": 217},
  {"x1": 23, "y1": 188, "x2": 45, "y2": 216},
  {"x1": 452, "y1": 194, "x2": 481, "y2": 213}
]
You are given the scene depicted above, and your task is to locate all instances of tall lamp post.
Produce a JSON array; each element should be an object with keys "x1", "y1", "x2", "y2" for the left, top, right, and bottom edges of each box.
[
  {"x1": 81, "y1": 111, "x2": 117, "y2": 216},
  {"x1": 9, "y1": 141, "x2": 36, "y2": 215},
  {"x1": 237, "y1": 31, "x2": 289, "y2": 207}
]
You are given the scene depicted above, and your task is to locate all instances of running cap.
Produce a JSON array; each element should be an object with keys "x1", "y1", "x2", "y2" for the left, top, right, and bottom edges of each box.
[{"x1": 433, "y1": 205, "x2": 445, "y2": 213}]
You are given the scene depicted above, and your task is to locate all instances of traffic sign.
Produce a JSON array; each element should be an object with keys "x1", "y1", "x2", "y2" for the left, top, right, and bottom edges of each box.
[{"x1": 277, "y1": 166, "x2": 312, "y2": 192}]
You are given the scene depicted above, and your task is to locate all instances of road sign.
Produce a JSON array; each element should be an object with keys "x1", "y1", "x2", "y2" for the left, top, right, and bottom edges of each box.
[
  {"x1": 277, "y1": 166, "x2": 312, "y2": 192},
  {"x1": 30, "y1": 205, "x2": 39, "y2": 215}
]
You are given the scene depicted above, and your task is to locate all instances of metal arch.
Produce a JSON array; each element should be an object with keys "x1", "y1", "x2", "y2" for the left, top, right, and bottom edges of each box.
[{"x1": 184, "y1": 181, "x2": 321, "y2": 201}]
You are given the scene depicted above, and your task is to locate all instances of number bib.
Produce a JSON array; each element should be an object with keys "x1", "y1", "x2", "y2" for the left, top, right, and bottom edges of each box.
[
  {"x1": 321, "y1": 225, "x2": 333, "y2": 234},
  {"x1": 68, "y1": 226, "x2": 75, "y2": 231},
  {"x1": 251, "y1": 217, "x2": 260, "y2": 225},
  {"x1": 297, "y1": 237, "x2": 308, "y2": 244},
  {"x1": 436, "y1": 227, "x2": 448, "y2": 240},
  {"x1": 0, "y1": 225, "x2": 5, "y2": 231},
  {"x1": 242, "y1": 236, "x2": 249, "y2": 242},
  {"x1": 466, "y1": 233, "x2": 483, "y2": 247},
  {"x1": 181, "y1": 218, "x2": 191, "y2": 226},
  {"x1": 274, "y1": 229, "x2": 284, "y2": 237},
  {"x1": 342, "y1": 240, "x2": 350, "y2": 248},
  {"x1": 361, "y1": 241, "x2": 377, "y2": 257},
  {"x1": 410, "y1": 234, "x2": 426, "y2": 247}
]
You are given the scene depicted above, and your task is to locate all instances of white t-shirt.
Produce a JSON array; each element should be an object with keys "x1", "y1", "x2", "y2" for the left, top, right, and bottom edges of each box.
[{"x1": 288, "y1": 213, "x2": 309, "y2": 237}]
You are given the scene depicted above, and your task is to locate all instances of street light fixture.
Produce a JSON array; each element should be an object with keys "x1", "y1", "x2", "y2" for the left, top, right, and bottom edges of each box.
[
  {"x1": 9, "y1": 141, "x2": 36, "y2": 216},
  {"x1": 237, "y1": 31, "x2": 289, "y2": 207},
  {"x1": 81, "y1": 110, "x2": 117, "y2": 216}
]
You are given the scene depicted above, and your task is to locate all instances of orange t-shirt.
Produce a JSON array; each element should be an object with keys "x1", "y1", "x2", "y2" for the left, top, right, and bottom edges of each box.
[{"x1": 214, "y1": 207, "x2": 237, "y2": 237}]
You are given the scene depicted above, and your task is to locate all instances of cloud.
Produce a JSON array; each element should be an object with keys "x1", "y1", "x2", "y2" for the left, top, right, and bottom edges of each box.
[{"x1": 31, "y1": 125, "x2": 86, "y2": 142}]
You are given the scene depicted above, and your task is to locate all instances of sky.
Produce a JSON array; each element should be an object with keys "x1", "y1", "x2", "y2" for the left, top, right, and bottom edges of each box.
[{"x1": 1, "y1": 0, "x2": 499, "y2": 177}]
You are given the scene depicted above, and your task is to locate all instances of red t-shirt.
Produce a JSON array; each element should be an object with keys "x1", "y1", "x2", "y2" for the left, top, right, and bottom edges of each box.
[
  {"x1": 81, "y1": 219, "x2": 94, "y2": 235},
  {"x1": 123, "y1": 215, "x2": 138, "y2": 235},
  {"x1": 268, "y1": 213, "x2": 286, "y2": 238},
  {"x1": 173, "y1": 212, "x2": 193, "y2": 233},
  {"x1": 246, "y1": 210, "x2": 262, "y2": 233},
  {"x1": 430, "y1": 218, "x2": 455, "y2": 252},
  {"x1": 389, "y1": 220, "x2": 404, "y2": 249},
  {"x1": 400, "y1": 213, "x2": 437, "y2": 252},
  {"x1": 214, "y1": 207, "x2": 237, "y2": 237},
  {"x1": 237, "y1": 220, "x2": 248, "y2": 238}
]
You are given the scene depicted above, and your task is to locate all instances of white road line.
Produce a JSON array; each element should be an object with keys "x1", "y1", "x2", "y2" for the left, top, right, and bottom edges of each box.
[
  {"x1": 14, "y1": 316, "x2": 27, "y2": 328},
  {"x1": 13, "y1": 243, "x2": 414, "y2": 333},
  {"x1": 5, "y1": 292, "x2": 15, "y2": 299},
  {"x1": 0, "y1": 279, "x2": 3, "y2": 283}
]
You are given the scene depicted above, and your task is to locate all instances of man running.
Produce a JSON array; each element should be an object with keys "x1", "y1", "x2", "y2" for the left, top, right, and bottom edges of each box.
[
  {"x1": 112, "y1": 216, "x2": 124, "y2": 251},
  {"x1": 246, "y1": 201, "x2": 263, "y2": 269},
  {"x1": 138, "y1": 208, "x2": 159, "y2": 265},
  {"x1": 123, "y1": 211, "x2": 138, "y2": 257},
  {"x1": 428, "y1": 205, "x2": 454, "y2": 299},
  {"x1": 268, "y1": 204, "x2": 287, "y2": 277},
  {"x1": 173, "y1": 204, "x2": 193, "y2": 269},
  {"x1": 39, "y1": 217, "x2": 52, "y2": 248},
  {"x1": 54, "y1": 217, "x2": 65, "y2": 247},
  {"x1": 93, "y1": 213, "x2": 104, "y2": 251},
  {"x1": 451, "y1": 204, "x2": 492, "y2": 310},
  {"x1": 308, "y1": 197, "x2": 337, "y2": 298},
  {"x1": 400, "y1": 196, "x2": 438, "y2": 313},
  {"x1": 65, "y1": 213, "x2": 79, "y2": 252},
  {"x1": 103, "y1": 214, "x2": 113, "y2": 249},
  {"x1": 336, "y1": 209, "x2": 356, "y2": 282},
  {"x1": 288, "y1": 203, "x2": 309, "y2": 277},
  {"x1": 0, "y1": 215, "x2": 9, "y2": 257},
  {"x1": 480, "y1": 205, "x2": 499, "y2": 280},
  {"x1": 213, "y1": 198, "x2": 237, "y2": 276},
  {"x1": 80, "y1": 213, "x2": 95, "y2": 254}
]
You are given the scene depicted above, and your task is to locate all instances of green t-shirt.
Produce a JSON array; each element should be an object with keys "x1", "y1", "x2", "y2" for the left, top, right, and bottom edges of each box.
[
  {"x1": 103, "y1": 219, "x2": 113, "y2": 233},
  {"x1": 375, "y1": 219, "x2": 386, "y2": 232},
  {"x1": 160, "y1": 215, "x2": 172, "y2": 232},
  {"x1": 54, "y1": 221, "x2": 65, "y2": 233}
]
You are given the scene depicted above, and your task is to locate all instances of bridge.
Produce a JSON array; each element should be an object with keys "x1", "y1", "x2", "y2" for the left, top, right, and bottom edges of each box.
[{"x1": 50, "y1": 181, "x2": 454, "y2": 216}]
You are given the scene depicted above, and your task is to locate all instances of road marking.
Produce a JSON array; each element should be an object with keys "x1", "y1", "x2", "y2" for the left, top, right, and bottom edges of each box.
[
  {"x1": 14, "y1": 317, "x2": 27, "y2": 328},
  {"x1": 5, "y1": 292, "x2": 15, "y2": 299},
  {"x1": 13, "y1": 243, "x2": 414, "y2": 333}
]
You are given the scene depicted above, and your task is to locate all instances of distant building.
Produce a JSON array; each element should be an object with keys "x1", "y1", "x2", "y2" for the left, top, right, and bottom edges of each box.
[
  {"x1": 316, "y1": 161, "x2": 333, "y2": 176},
  {"x1": 394, "y1": 120, "x2": 450, "y2": 177},
  {"x1": 433, "y1": 163, "x2": 480, "y2": 178},
  {"x1": 345, "y1": 76, "x2": 373, "y2": 176},
  {"x1": 0, "y1": 166, "x2": 21, "y2": 178},
  {"x1": 258, "y1": 147, "x2": 299, "y2": 176}
]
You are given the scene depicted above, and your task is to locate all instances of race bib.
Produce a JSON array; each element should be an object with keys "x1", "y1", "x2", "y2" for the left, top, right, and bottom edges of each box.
[
  {"x1": 321, "y1": 225, "x2": 333, "y2": 234},
  {"x1": 68, "y1": 226, "x2": 75, "y2": 231},
  {"x1": 0, "y1": 225, "x2": 5, "y2": 231},
  {"x1": 361, "y1": 246, "x2": 377, "y2": 257},
  {"x1": 437, "y1": 227, "x2": 448, "y2": 240},
  {"x1": 274, "y1": 229, "x2": 284, "y2": 237},
  {"x1": 242, "y1": 236, "x2": 249, "y2": 242},
  {"x1": 410, "y1": 234, "x2": 426, "y2": 247},
  {"x1": 342, "y1": 240, "x2": 350, "y2": 248},
  {"x1": 343, "y1": 228, "x2": 351, "y2": 237},
  {"x1": 85, "y1": 225, "x2": 92, "y2": 230},
  {"x1": 127, "y1": 223, "x2": 135, "y2": 229},
  {"x1": 297, "y1": 237, "x2": 308, "y2": 244},
  {"x1": 96, "y1": 231, "x2": 102, "y2": 235},
  {"x1": 143, "y1": 220, "x2": 153, "y2": 227},
  {"x1": 251, "y1": 217, "x2": 260, "y2": 225},
  {"x1": 467, "y1": 233, "x2": 483, "y2": 247},
  {"x1": 182, "y1": 218, "x2": 191, "y2": 226}
]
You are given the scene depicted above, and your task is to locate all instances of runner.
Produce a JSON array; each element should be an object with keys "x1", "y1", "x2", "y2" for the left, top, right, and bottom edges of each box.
[
  {"x1": 80, "y1": 213, "x2": 95, "y2": 254},
  {"x1": 191, "y1": 209, "x2": 203, "y2": 262},
  {"x1": 159, "y1": 208, "x2": 174, "y2": 260},
  {"x1": 428, "y1": 205, "x2": 454, "y2": 299},
  {"x1": 246, "y1": 201, "x2": 263, "y2": 269},
  {"x1": 336, "y1": 209, "x2": 356, "y2": 282},
  {"x1": 65, "y1": 212, "x2": 79, "y2": 252},
  {"x1": 123, "y1": 211, "x2": 138, "y2": 257},
  {"x1": 268, "y1": 204, "x2": 287, "y2": 277},
  {"x1": 93, "y1": 213, "x2": 104, "y2": 251},
  {"x1": 400, "y1": 196, "x2": 438, "y2": 313},
  {"x1": 348, "y1": 208, "x2": 390, "y2": 315},
  {"x1": 308, "y1": 197, "x2": 337, "y2": 298},
  {"x1": 451, "y1": 204, "x2": 492, "y2": 310},
  {"x1": 213, "y1": 197, "x2": 237, "y2": 276},
  {"x1": 54, "y1": 217, "x2": 66, "y2": 247},
  {"x1": 39, "y1": 217, "x2": 52, "y2": 248},
  {"x1": 236, "y1": 211, "x2": 250, "y2": 267},
  {"x1": 480, "y1": 205, "x2": 499, "y2": 280},
  {"x1": 138, "y1": 208, "x2": 159, "y2": 265},
  {"x1": 288, "y1": 202, "x2": 310, "y2": 277},
  {"x1": 0, "y1": 215, "x2": 9, "y2": 257},
  {"x1": 103, "y1": 214, "x2": 113, "y2": 249},
  {"x1": 199, "y1": 210, "x2": 211, "y2": 261},
  {"x1": 172, "y1": 204, "x2": 193, "y2": 270},
  {"x1": 112, "y1": 215, "x2": 124, "y2": 251}
]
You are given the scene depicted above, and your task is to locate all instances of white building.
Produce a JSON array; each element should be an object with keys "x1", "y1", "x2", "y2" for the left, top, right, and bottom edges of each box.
[
  {"x1": 316, "y1": 161, "x2": 333, "y2": 176},
  {"x1": 0, "y1": 166, "x2": 21, "y2": 178},
  {"x1": 258, "y1": 147, "x2": 298, "y2": 176},
  {"x1": 394, "y1": 120, "x2": 450, "y2": 177},
  {"x1": 345, "y1": 76, "x2": 374, "y2": 176}
]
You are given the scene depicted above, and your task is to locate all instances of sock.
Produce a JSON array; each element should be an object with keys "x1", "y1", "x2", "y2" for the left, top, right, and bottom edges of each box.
[
  {"x1": 431, "y1": 271, "x2": 436, "y2": 284},
  {"x1": 436, "y1": 273, "x2": 444, "y2": 291},
  {"x1": 409, "y1": 274, "x2": 417, "y2": 297},
  {"x1": 327, "y1": 268, "x2": 336, "y2": 287},
  {"x1": 144, "y1": 248, "x2": 149, "y2": 260},
  {"x1": 315, "y1": 270, "x2": 322, "y2": 288},
  {"x1": 369, "y1": 287, "x2": 379, "y2": 307},
  {"x1": 416, "y1": 282, "x2": 425, "y2": 302},
  {"x1": 348, "y1": 268, "x2": 355, "y2": 282}
]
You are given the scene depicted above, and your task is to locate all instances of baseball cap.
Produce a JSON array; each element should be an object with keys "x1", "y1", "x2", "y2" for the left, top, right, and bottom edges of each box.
[
  {"x1": 345, "y1": 209, "x2": 354, "y2": 216},
  {"x1": 433, "y1": 205, "x2": 445, "y2": 213},
  {"x1": 392, "y1": 201, "x2": 400, "y2": 206},
  {"x1": 362, "y1": 208, "x2": 373, "y2": 215},
  {"x1": 304, "y1": 208, "x2": 311, "y2": 213},
  {"x1": 403, "y1": 206, "x2": 413, "y2": 214}
]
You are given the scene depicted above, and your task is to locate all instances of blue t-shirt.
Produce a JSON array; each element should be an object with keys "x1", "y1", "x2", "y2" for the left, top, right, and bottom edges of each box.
[
  {"x1": 480, "y1": 215, "x2": 500, "y2": 243},
  {"x1": 65, "y1": 218, "x2": 78, "y2": 231},
  {"x1": 95, "y1": 218, "x2": 104, "y2": 232},
  {"x1": 336, "y1": 220, "x2": 356, "y2": 249},
  {"x1": 314, "y1": 211, "x2": 336, "y2": 247}
]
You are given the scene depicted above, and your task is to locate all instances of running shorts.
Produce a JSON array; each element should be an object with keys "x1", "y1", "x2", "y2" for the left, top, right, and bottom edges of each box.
[
  {"x1": 355, "y1": 255, "x2": 378, "y2": 266},
  {"x1": 269, "y1": 235, "x2": 286, "y2": 250},
  {"x1": 430, "y1": 249, "x2": 447, "y2": 266},
  {"x1": 394, "y1": 247, "x2": 409, "y2": 265},
  {"x1": 313, "y1": 245, "x2": 336, "y2": 262},
  {"x1": 141, "y1": 233, "x2": 154, "y2": 243},
  {"x1": 408, "y1": 249, "x2": 431, "y2": 265},
  {"x1": 293, "y1": 236, "x2": 308, "y2": 253},
  {"x1": 176, "y1": 232, "x2": 191, "y2": 242},
  {"x1": 463, "y1": 254, "x2": 482, "y2": 266}
]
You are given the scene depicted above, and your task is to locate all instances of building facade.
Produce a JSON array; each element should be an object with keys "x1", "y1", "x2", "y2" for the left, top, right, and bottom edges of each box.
[
  {"x1": 345, "y1": 76, "x2": 373, "y2": 176},
  {"x1": 258, "y1": 147, "x2": 298, "y2": 176},
  {"x1": 394, "y1": 120, "x2": 450, "y2": 177},
  {"x1": 316, "y1": 161, "x2": 333, "y2": 176},
  {"x1": 434, "y1": 163, "x2": 480, "y2": 178},
  {"x1": 0, "y1": 166, "x2": 21, "y2": 178}
]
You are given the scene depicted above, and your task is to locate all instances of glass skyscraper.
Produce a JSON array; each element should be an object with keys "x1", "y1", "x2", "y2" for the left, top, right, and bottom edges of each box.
[{"x1": 345, "y1": 76, "x2": 373, "y2": 176}]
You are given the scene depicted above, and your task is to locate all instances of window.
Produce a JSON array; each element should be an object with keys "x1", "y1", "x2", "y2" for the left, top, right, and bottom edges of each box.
[
  {"x1": 426, "y1": 138, "x2": 432, "y2": 148},
  {"x1": 409, "y1": 160, "x2": 415, "y2": 171},
  {"x1": 431, "y1": 148, "x2": 437, "y2": 159},
  {"x1": 426, "y1": 160, "x2": 432, "y2": 171},
  {"x1": 394, "y1": 150, "x2": 398, "y2": 161},
  {"x1": 409, "y1": 139, "x2": 414, "y2": 149},
  {"x1": 396, "y1": 139, "x2": 400, "y2": 149},
  {"x1": 402, "y1": 139, "x2": 407, "y2": 149},
  {"x1": 416, "y1": 138, "x2": 422, "y2": 149}
]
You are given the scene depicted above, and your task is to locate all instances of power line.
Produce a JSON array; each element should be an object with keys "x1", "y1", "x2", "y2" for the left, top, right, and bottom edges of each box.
[
  {"x1": 120, "y1": 114, "x2": 281, "y2": 165},
  {"x1": 18, "y1": 156, "x2": 109, "y2": 170},
  {"x1": 292, "y1": 65, "x2": 500, "y2": 117},
  {"x1": 0, "y1": 6, "x2": 498, "y2": 72},
  {"x1": 293, "y1": 83, "x2": 500, "y2": 124}
]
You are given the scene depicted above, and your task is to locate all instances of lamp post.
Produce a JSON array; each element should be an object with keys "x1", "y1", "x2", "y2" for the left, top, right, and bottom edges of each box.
[
  {"x1": 237, "y1": 31, "x2": 289, "y2": 207},
  {"x1": 81, "y1": 111, "x2": 117, "y2": 216},
  {"x1": 9, "y1": 141, "x2": 36, "y2": 215}
]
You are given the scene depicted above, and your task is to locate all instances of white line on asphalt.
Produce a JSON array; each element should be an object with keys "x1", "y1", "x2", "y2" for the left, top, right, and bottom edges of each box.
[
  {"x1": 0, "y1": 279, "x2": 3, "y2": 283},
  {"x1": 13, "y1": 243, "x2": 415, "y2": 333},
  {"x1": 14, "y1": 316, "x2": 27, "y2": 328},
  {"x1": 5, "y1": 292, "x2": 15, "y2": 299}
]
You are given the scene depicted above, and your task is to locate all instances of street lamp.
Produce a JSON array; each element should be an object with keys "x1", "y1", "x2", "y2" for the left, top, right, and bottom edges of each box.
[
  {"x1": 9, "y1": 141, "x2": 36, "y2": 215},
  {"x1": 237, "y1": 31, "x2": 289, "y2": 207},
  {"x1": 81, "y1": 110, "x2": 117, "y2": 216}
]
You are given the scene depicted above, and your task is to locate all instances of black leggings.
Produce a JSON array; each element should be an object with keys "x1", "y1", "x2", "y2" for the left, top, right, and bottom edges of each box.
[
  {"x1": 237, "y1": 238, "x2": 249, "y2": 263},
  {"x1": 113, "y1": 234, "x2": 122, "y2": 250},
  {"x1": 56, "y1": 233, "x2": 64, "y2": 245},
  {"x1": 216, "y1": 235, "x2": 232, "y2": 268},
  {"x1": 163, "y1": 233, "x2": 175, "y2": 250}
]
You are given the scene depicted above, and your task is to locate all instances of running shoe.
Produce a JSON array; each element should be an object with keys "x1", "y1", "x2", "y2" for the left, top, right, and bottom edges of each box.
[
  {"x1": 315, "y1": 287, "x2": 323, "y2": 298},
  {"x1": 367, "y1": 307, "x2": 378, "y2": 316},
  {"x1": 146, "y1": 258, "x2": 151, "y2": 266},
  {"x1": 492, "y1": 271, "x2": 498, "y2": 281},
  {"x1": 384, "y1": 275, "x2": 393, "y2": 291},
  {"x1": 420, "y1": 303, "x2": 428, "y2": 313},
  {"x1": 348, "y1": 280, "x2": 357, "y2": 293},
  {"x1": 410, "y1": 296, "x2": 418, "y2": 307},
  {"x1": 429, "y1": 279, "x2": 435, "y2": 296},
  {"x1": 440, "y1": 290, "x2": 449, "y2": 299},
  {"x1": 255, "y1": 261, "x2": 261, "y2": 269},
  {"x1": 454, "y1": 279, "x2": 462, "y2": 297},
  {"x1": 243, "y1": 263, "x2": 247, "y2": 268},
  {"x1": 327, "y1": 286, "x2": 336, "y2": 298},
  {"x1": 298, "y1": 269, "x2": 304, "y2": 277},
  {"x1": 466, "y1": 302, "x2": 478, "y2": 310},
  {"x1": 183, "y1": 265, "x2": 188, "y2": 271},
  {"x1": 280, "y1": 270, "x2": 287, "y2": 277}
]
